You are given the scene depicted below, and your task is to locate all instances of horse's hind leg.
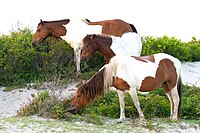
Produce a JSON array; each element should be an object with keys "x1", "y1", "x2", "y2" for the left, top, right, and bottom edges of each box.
[
  {"x1": 116, "y1": 90, "x2": 125, "y2": 123},
  {"x1": 129, "y1": 88, "x2": 144, "y2": 121},
  {"x1": 162, "y1": 83, "x2": 174, "y2": 119},
  {"x1": 166, "y1": 92, "x2": 174, "y2": 119},
  {"x1": 170, "y1": 86, "x2": 180, "y2": 120}
]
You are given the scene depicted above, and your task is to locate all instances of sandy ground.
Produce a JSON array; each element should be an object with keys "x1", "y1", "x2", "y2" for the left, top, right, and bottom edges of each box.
[
  {"x1": 0, "y1": 82, "x2": 77, "y2": 119},
  {"x1": 0, "y1": 62, "x2": 200, "y2": 119}
]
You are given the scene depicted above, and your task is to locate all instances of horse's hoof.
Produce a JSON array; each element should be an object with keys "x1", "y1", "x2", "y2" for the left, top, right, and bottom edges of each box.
[
  {"x1": 117, "y1": 118, "x2": 125, "y2": 123},
  {"x1": 117, "y1": 121, "x2": 123, "y2": 124}
]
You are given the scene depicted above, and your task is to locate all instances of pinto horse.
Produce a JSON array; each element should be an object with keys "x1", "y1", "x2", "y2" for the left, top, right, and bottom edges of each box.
[
  {"x1": 32, "y1": 19, "x2": 137, "y2": 73},
  {"x1": 81, "y1": 33, "x2": 142, "y2": 63},
  {"x1": 69, "y1": 53, "x2": 182, "y2": 122}
]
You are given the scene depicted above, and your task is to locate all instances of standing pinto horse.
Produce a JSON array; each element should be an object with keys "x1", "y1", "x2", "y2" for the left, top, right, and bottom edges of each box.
[
  {"x1": 69, "y1": 53, "x2": 182, "y2": 122},
  {"x1": 81, "y1": 33, "x2": 142, "y2": 63},
  {"x1": 32, "y1": 19, "x2": 137, "y2": 73}
]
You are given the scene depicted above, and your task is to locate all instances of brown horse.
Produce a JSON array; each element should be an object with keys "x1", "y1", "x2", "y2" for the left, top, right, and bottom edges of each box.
[
  {"x1": 84, "y1": 19, "x2": 138, "y2": 36},
  {"x1": 82, "y1": 33, "x2": 142, "y2": 63},
  {"x1": 69, "y1": 53, "x2": 182, "y2": 122},
  {"x1": 32, "y1": 19, "x2": 138, "y2": 73}
]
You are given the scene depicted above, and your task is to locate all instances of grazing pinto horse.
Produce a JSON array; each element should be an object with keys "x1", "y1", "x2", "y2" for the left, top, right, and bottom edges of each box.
[
  {"x1": 32, "y1": 19, "x2": 137, "y2": 73},
  {"x1": 69, "y1": 53, "x2": 182, "y2": 122},
  {"x1": 81, "y1": 33, "x2": 142, "y2": 63}
]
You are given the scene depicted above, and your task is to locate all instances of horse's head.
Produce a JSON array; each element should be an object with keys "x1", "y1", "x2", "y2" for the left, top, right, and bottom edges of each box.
[
  {"x1": 68, "y1": 81, "x2": 90, "y2": 114},
  {"x1": 81, "y1": 34, "x2": 98, "y2": 61},
  {"x1": 82, "y1": 34, "x2": 114, "y2": 63},
  {"x1": 32, "y1": 19, "x2": 51, "y2": 46},
  {"x1": 32, "y1": 19, "x2": 69, "y2": 46}
]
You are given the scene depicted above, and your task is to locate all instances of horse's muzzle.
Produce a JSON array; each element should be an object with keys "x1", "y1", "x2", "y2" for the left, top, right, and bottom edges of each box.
[
  {"x1": 81, "y1": 56, "x2": 89, "y2": 62},
  {"x1": 68, "y1": 106, "x2": 78, "y2": 114},
  {"x1": 32, "y1": 41, "x2": 39, "y2": 47}
]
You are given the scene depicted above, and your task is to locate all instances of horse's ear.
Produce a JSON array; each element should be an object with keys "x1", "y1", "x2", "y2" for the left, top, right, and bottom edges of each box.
[
  {"x1": 40, "y1": 19, "x2": 44, "y2": 25},
  {"x1": 82, "y1": 80, "x2": 87, "y2": 92},
  {"x1": 90, "y1": 34, "x2": 96, "y2": 39},
  {"x1": 83, "y1": 80, "x2": 86, "y2": 85}
]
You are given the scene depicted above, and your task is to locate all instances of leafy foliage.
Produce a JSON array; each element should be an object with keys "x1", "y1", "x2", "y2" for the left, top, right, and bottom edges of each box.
[
  {"x1": 0, "y1": 28, "x2": 76, "y2": 86},
  {"x1": 1, "y1": 26, "x2": 200, "y2": 121},
  {"x1": 141, "y1": 36, "x2": 200, "y2": 61},
  {"x1": 0, "y1": 28, "x2": 200, "y2": 87},
  {"x1": 18, "y1": 85, "x2": 200, "y2": 120}
]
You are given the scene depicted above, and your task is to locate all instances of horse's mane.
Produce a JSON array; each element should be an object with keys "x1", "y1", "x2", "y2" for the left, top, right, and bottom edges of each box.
[
  {"x1": 40, "y1": 19, "x2": 70, "y2": 25},
  {"x1": 82, "y1": 34, "x2": 112, "y2": 46},
  {"x1": 78, "y1": 61, "x2": 117, "y2": 102},
  {"x1": 84, "y1": 68, "x2": 106, "y2": 101}
]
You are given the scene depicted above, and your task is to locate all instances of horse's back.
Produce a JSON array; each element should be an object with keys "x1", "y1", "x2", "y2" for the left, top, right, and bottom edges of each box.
[
  {"x1": 111, "y1": 32, "x2": 142, "y2": 56},
  {"x1": 61, "y1": 19, "x2": 102, "y2": 46},
  {"x1": 102, "y1": 19, "x2": 133, "y2": 36},
  {"x1": 110, "y1": 53, "x2": 182, "y2": 89},
  {"x1": 154, "y1": 53, "x2": 182, "y2": 77},
  {"x1": 154, "y1": 53, "x2": 182, "y2": 70}
]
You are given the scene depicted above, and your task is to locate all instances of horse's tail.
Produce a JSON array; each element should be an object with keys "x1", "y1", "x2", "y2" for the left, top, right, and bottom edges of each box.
[
  {"x1": 103, "y1": 60, "x2": 118, "y2": 90},
  {"x1": 129, "y1": 24, "x2": 138, "y2": 33},
  {"x1": 177, "y1": 68, "x2": 182, "y2": 118},
  {"x1": 83, "y1": 19, "x2": 105, "y2": 26}
]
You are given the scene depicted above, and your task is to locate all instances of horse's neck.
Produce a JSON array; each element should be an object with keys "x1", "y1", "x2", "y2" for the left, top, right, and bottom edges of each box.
[
  {"x1": 96, "y1": 38, "x2": 115, "y2": 63},
  {"x1": 61, "y1": 19, "x2": 102, "y2": 49}
]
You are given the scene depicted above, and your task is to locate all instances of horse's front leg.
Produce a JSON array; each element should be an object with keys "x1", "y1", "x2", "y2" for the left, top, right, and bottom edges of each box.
[
  {"x1": 129, "y1": 88, "x2": 145, "y2": 121},
  {"x1": 116, "y1": 90, "x2": 125, "y2": 123},
  {"x1": 74, "y1": 47, "x2": 81, "y2": 74}
]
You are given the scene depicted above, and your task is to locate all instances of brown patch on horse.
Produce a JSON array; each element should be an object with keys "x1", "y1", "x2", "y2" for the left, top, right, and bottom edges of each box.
[
  {"x1": 113, "y1": 77, "x2": 130, "y2": 91},
  {"x1": 85, "y1": 19, "x2": 136, "y2": 36},
  {"x1": 82, "y1": 34, "x2": 115, "y2": 63},
  {"x1": 132, "y1": 55, "x2": 155, "y2": 63},
  {"x1": 140, "y1": 59, "x2": 177, "y2": 92}
]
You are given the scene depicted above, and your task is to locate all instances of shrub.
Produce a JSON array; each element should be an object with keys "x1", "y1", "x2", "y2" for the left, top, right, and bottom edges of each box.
[
  {"x1": 0, "y1": 28, "x2": 76, "y2": 87},
  {"x1": 141, "y1": 35, "x2": 200, "y2": 61},
  {"x1": 182, "y1": 85, "x2": 200, "y2": 119}
]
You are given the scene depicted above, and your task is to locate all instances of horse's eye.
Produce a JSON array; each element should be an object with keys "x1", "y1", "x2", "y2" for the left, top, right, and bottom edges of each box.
[
  {"x1": 37, "y1": 29, "x2": 41, "y2": 32},
  {"x1": 86, "y1": 44, "x2": 91, "y2": 48}
]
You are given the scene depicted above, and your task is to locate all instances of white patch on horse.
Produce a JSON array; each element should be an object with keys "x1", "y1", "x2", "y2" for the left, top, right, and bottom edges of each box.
[
  {"x1": 60, "y1": 19, "x2": 102, "y2": 72},
  {"x1": 61, "y1": 19, "x2": 102, "y2": 47},
  {"x1": 113, "y1": 55, "x2": 158, "y2": 91},
  {"x1": 110, "y1": 32, "x2": 142, "y2": 56}
]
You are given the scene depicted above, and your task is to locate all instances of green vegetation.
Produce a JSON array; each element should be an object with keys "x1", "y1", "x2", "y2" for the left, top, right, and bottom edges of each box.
[
  {"x1": 1, "y1": 27, "x2": 200, "y2": 122},
  {"x1": 0, "y1": 28, "x2": 200, "y2": 87},
  {"x1": 17, "y1": 85, "x2": 200, "y2": 121},
  {"x1": 141, "y1": 36, "x2": 200, "y2": 61}
]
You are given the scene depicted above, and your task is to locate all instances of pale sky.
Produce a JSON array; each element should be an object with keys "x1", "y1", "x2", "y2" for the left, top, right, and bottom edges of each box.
[{"x1": 1, "y1": 0, "x2": 200, "y2": 42}]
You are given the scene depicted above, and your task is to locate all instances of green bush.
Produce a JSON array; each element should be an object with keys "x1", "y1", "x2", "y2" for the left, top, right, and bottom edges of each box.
[
  {"x1": 84, "y1": 91, "x2": 170, "y2": 119},
  {"x1": 84, "y1": 85, "x2": 200, "y2": 120},
  {"x1": 0, "y1": 27, "x2": 200, "y2": 87},
  {"x1": 141, "y1": 36, "x2": 200, "y2": 61},
  {"x1": 0, "y1": 28, "x2": 76, "y2": 87},
  {"x1": 182, "y1": 85, "x2": 200, "y2": 119},
  {"x1": 18, "y1": 85, "x2": 200, "y2": 120}
]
